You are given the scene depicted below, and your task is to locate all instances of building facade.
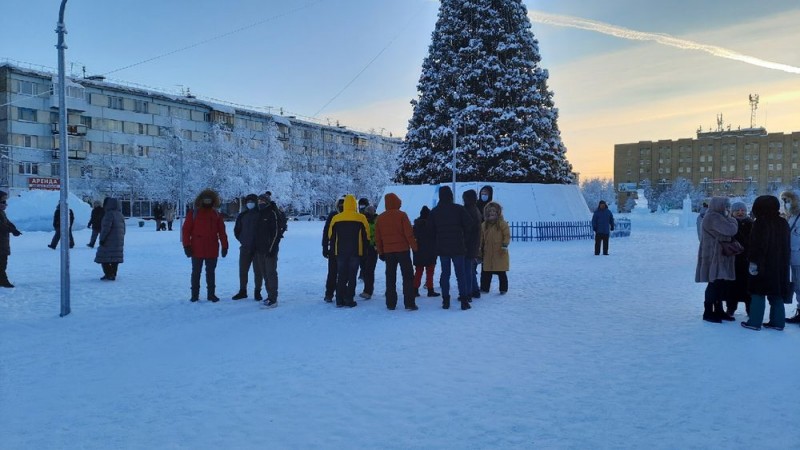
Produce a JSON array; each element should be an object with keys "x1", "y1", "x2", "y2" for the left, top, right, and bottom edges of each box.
[
  {"x1": 614, "y1": 127, "x2": 800, "y2": 208},
  {"x1": 0, "y1": 62, "x2": 401, "y2": 217}
]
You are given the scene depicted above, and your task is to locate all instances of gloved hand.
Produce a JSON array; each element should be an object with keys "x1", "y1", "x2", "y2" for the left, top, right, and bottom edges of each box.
[
  {"x1": 12, "y1": 230, "x2": 21, "y2": 236},
  {"x1": 183, "y1": 246, "x2": 192, "y2": 258},
  {"x1": 748, "y1": 262, "x2": 758, "y2": 276},
  {"x1": 379, "y1": 254, "x2": 386, "y2": 262},
  {"x1": 322, "y1": 249, "x2": 329, "y2": 259},
  {"x1": 221, "y1": 247, "x2": 228, "y2": 258}
]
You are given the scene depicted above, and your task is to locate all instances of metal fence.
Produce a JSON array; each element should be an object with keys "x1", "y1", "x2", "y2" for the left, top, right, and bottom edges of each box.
[{"x1": 509, "y1": 218, "x2": 631, "y2": 242}]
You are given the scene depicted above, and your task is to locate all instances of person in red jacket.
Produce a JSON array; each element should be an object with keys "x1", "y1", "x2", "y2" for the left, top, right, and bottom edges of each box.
[
  {"x1": 375, "y1": 192, "x2": 419, "y2": 310},
  {"x1": 182, "y1": 189, "x2": 229, "y2": 302}
]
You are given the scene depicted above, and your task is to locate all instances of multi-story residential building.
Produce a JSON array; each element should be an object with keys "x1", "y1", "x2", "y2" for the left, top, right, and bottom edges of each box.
[
  {"x1": 0, "y1": 62, "x2": 401, "y2": 217},
  {"x1": 614, "y1": 127, "x2": 800, "y2": 209}
]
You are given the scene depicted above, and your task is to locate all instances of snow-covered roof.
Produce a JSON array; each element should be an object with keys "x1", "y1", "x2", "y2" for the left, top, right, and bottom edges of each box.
[
  {"x1": 271, "y1": 115, "x2": 293, "y2": 127},
  {"x1": 377, "y1": 182, "x2": 591, "y2": 223}
]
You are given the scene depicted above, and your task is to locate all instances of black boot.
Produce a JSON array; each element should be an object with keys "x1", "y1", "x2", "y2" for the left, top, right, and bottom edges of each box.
[
  {"x1": 460, "y1": 299, "x2": 471, "y2": 310},
  {"x1": 786, "y1": 308, "x2": 800, "y2": 324},
  {"x1": 190, "y1": 287, "x2": 199, "y2": 302},
  {"x1": 232, "y1": 291, "x2": 247, "y2": 300},
  {"x1": 442, "y1": 296, "x2": 450, "y2": 309},
  {"x1": 716, "y1": 302, "x2": 734, "y2": 321},
  {"x1": 703, "y1": 302, "x2": 721, "y2": 323},
  {"x1": 254, "y1": 290, "x2": 263, "y2": 301},
  {"x1": 427, "y1": 288, "x2": 441, "y2": 297},
  {"x1": 208, "y1": 288, "x2": 220, "y2": 302}
]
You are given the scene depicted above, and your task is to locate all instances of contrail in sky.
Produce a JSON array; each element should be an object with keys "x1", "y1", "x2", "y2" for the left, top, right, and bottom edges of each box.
[{"x1": 528, "y1": 11, "x2": 800, "y2": 75}]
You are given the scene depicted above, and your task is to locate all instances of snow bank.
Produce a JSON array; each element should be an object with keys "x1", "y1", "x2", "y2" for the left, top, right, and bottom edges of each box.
[{"x1": 5, "y1": 190, "x2": 92, "y2": 232}]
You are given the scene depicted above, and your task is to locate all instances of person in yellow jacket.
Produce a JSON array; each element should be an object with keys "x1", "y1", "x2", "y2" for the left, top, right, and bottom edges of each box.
[
  {"x1": 327, "y1": 194, "x2": 370, "y2": 307},
  {"x1": 480, "y1": 201, "x2": 510, "y2": 294}
]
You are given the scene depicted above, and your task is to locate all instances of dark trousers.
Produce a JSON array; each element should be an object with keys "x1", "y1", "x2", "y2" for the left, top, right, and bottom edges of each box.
[
  {"x1": 50, "y1": 229, "x2": 74, "y2": 248},
  {"x1": 594, "y1": 233, "x2": 609, "y2": 255},
  {"x1": 335, "y1": 255, "x2": 360, "y2": 305},
  {"x1": 361, "y1": 246, "x2": 378, "y2": 295},
  {"x1": 325, "y1": 255, "x2": 338, "y2": 299},
  {"x1": 101, "y1": 262, "x2": 118, "y2": 278},
  {"x1": 704, "y1": 279, "x2": 726, "y2": 309},
  {"x1": 167, "y1": 220, "x2": 174, "y2": 231},
  {"x1": 439, "y1": 255, "x2": 467, "y2": 300},
  {"x1": 480, "y1": 270, "x2": 508, "y2": 293},
  {"x1": 191, "y1": 257, "x2": 217, "y2": 295},
  {"x1": 237, "y1": 247, "x2": 262, "y2": 293},
  {"x1": 414, "y1": 264, "x2": 436, "y2": 290},
  {"x1": 385, "y1": 251, "x2": 415, "y2": 309},
  {"x1": 255, "y1": 252, "x2": 279, "y2": 301},
  {"x1": 88, "y1": 229, "x2": 100, "y2": 246},
  {"x1": 0, "y1": 253, "x2": 8, "y2": 282}
]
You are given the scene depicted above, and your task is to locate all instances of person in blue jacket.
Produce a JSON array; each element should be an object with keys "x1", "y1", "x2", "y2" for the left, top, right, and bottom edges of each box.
[{"x1": 592, "y1": 200, "x2": 615, "y2": 255}]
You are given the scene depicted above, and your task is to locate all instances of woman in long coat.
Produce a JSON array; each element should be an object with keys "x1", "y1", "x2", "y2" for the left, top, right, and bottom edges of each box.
[
  {"x1": 723, "y1": 201, "x2": 753, "y2": 317},
  {"x1": 480, "y1": 201, "x2": 510, "y2": 294},
  {"x1": 94, "y1": 197, "x2": 125, "y2": 280},
  {"x1": 742, "y1": 195, "x2": 790, "y2": 330},
  {"x1": 695, "y1": 196, "x2": 738, "y2": 322}
]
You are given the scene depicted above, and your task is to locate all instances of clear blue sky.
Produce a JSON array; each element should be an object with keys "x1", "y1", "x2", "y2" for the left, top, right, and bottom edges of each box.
[{"x1": 2, "y1": 0, "x2": 799, "y2": 178}]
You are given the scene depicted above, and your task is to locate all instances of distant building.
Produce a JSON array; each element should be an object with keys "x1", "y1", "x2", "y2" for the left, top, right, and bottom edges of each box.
[
  {"x1": 614, "y1": 127, "x2": 800, "y2": 209},
  {"x1": 0, "y1": 62, "x2": 400, "y2": 217}
]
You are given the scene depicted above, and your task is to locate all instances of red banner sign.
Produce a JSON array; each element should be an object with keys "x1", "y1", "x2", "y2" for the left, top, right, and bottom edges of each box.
[{"x1": 28, "y1": 177, "x2": 61, "y2": 190}]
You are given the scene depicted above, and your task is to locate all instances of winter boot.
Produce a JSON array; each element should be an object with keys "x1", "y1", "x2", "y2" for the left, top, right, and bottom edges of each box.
[
  {"x1": 460, "y1": 299, "x2": 471, "y2": 310},
  {"x1": 716, "y1": 302, "x2": 734, "y2": 321},
  {"x1": 254, "y1": 290, "x2": 263, "y2": 301},
  {"x1": 442, "y1": 296, "x2": 450, "y2": 310},
  {"x1": 232, "y1": 291, "x2": 247, "y2": 300},
  {"x1": 786, "y1": 308, "x2": 800, "y2": 324},
  {"x1": 208, "y1": 289, "x2": 220, "y2": 302},
  {"x1": 427, "y1": 288, "x2": 441, "y2": 297},
  {"x1": 703, "y1": 303, "x2": 721, "y2": 323},
  {"x1": 190, "y1": 287, "x2": 200, "y2": 302}
]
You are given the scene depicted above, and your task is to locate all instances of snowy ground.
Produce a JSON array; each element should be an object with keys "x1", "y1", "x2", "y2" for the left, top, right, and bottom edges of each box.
[{"x1": 1, "y1": 213, "x2": 797, "y2": 449}]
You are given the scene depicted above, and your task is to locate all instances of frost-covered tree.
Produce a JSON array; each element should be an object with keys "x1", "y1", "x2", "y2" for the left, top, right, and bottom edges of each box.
[
  {"x1": 396, "y1": 0, "x2": 573, "y2": 184},
  {"x1": 580, "y1": 178, "x2": 616, "y2": 212}
]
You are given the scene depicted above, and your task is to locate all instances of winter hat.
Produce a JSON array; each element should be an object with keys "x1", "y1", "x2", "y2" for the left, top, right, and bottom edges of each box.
[
  {"x1": 598, "y1": 200, "x2": 608, "y2": 208},
  {"x1": 462, "y1": 189, "x2": 477, "y2": 206},
  {"x1": 258, "y1": 192, "x2": 270, "y2": 202},
  {"x1": 730, "y1": 201, "x2": 747, "y2": 212},
  {"x1": 0, "y1": 190, "x2": 7, "y2": 200},
  {"x1": 752, "y1": 195, "x2": 780, "y2": 220},
  {"x1": 358, "y1": 197, "x2": 369, "y2": 209},
  {"x1": 438, "y1": 186, "x2": 454, "y2": 203},
  {"x1": 419, "y1": 205, "x2": 430, "y2": 219},
  {"x1": 245, "y1": 193, "x2": 258, "y2": 203}
]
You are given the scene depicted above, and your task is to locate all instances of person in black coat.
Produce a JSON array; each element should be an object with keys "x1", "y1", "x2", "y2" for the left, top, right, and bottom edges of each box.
[
  {"x1": 152, "y1": 202, "x2": 164, "y2": 231},
  {"x1": 48, "y1": 204, "x2": 74, "y2": 249},
  {"x1": 742, "y1": 195, "x2": 790, "y2": 331},
  {"x1": 462, "y1": 189, "x2": 482, "y2": 299},
  {"x1": 0, "y1": 191, "x2": 22, "y2": 288},
  {"x1": 232, "y1": 193, "x2": 261, "y2": 300},
  {"x1": 723, "y1": 201, "x2": 753, "y2": 318},
  {"x1": 321, "y1": 196, "x2": 345, "y2": 302},
  {"x1": 255, "y1": 192, "x2": 282, "y2": 307},
  {"x1": 87, "y1": 200, "x2": 104, "y2": 248},
  {"x1": 429, "y1": 186, "x2": 472, "y2": 310},
  {"x1": 412, "y1": 206, "x2": 439, "y2": 298}
]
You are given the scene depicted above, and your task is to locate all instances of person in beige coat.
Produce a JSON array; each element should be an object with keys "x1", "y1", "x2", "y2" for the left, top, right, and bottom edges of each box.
[
  {"x1": 480, "y1": 201, "x2": 510, "y2": 294},
  {"x1": 695, "y1": 196, "x2": 738, "y2": 323}
]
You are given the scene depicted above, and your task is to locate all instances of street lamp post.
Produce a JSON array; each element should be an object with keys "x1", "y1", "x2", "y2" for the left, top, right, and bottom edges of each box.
[
  {"x1": 451, "y1": 119, "x2": 457, "y2": 195},
  {"x1": 56, "y1": 0, "x2": 71, "y2": 317}
]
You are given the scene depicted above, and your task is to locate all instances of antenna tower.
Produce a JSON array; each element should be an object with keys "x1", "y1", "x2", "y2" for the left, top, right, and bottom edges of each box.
[{"x1": 748, "y1": 94, "x2": 759, "y2": 128}]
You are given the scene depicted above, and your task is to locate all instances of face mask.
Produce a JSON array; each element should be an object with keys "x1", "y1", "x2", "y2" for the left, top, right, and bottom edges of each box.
[
  {"x1": 258, "y1": 202, "x2": 267, "y2": 210},
  {"x1": 480, "y1": 194, "x2": 489, "y2": 202},
  {"x1": 202, "y1": 198, "x2": 213, "y2": 208},
  {"x1": 246, "y1": 202, "x2": 256, "y2": 210}
]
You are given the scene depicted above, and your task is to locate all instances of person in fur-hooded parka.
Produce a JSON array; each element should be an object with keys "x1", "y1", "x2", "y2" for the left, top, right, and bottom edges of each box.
[
  {"x1": 780, "y1": 190, "x2": 800, "y2": 323},
  {"x1": 695, "y1": 196, "x2": 738, "y2": 322},
  {"x1": 182, "y1": 189, "x2": 229, "y2": 302}
]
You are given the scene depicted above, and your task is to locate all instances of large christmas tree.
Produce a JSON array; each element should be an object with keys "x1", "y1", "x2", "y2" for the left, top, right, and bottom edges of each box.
[{"x1": 396, "y1": 0, "x2": 573, "y2": 184}]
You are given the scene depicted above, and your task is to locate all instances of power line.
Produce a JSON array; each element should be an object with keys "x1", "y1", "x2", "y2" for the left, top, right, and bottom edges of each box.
[
  {"x1": 101, "y1": 1, "x2": 323, "y2": 77},
  {"x1": 313, "y1": 3, "x2": 429, "y2": 117}
]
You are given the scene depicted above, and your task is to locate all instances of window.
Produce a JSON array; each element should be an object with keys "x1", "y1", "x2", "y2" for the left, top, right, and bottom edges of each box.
[
  {"x1": 133, "y1": 100, "x2": 149, "y2": 113},
  {"x1": 80, "y1": 116, "x2": 92, "y2": 128},
  {"x1": 18, "y1": 162, "x2": 39, "y2": 175},
  {"x1": 108, "y1": 96, "x2": 124, "y2": 110},
  {"x1": 18, "y1": 108, "x2": 37, "y2": 122},
  {"x1": 18, "y1": 80, "x2": 38, "y2": 95},
  {"x1": 51, "y1": 163, "x2": 59, "y2": 177}
]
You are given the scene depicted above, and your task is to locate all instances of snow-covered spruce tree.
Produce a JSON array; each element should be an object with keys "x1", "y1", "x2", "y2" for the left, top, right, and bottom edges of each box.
[
  {"x1": 580, "y1": 178, "x2": 616, "y2": 212},
  {"x1": 396, "y1": 0, "x2": 573, "y2": 184}
]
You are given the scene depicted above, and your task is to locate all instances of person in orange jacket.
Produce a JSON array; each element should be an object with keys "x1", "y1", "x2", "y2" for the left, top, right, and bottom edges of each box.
[{"x1": 375, "y1": 192, "x2": 419, "y2": 310}]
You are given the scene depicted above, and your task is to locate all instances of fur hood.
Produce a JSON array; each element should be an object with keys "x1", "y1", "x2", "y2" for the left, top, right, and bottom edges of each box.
[
  {"x1": 193, "y1": 189, "x2": 222, "y2": 209},
  {"x1": 780, "y1": 190, "x2": 800, "y2": 217}
]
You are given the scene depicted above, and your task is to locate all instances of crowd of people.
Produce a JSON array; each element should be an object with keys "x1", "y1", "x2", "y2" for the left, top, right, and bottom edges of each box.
[
  {"x1": 321, "y1": 185, "x2": 510, "y2": 311},
  {"x1": 696, "y1": 191, "x2": 800, "y2": 331},
  {"x1": 0, "y1": 185, "x2": 514, "y2": 313}
]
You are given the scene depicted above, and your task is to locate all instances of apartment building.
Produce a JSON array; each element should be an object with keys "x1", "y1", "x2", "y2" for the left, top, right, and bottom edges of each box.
[
  {"x1": 0, "y1": 62, "x2": 401, "y2": 216},
  {"x1": 614, "y1": 127, "x2": 800, "y2": 208}
]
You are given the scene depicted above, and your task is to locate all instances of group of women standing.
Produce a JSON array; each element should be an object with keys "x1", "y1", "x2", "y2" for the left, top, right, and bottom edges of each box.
[{"x1": 696, "y1": 195, "x2": 791, "y2": 330}]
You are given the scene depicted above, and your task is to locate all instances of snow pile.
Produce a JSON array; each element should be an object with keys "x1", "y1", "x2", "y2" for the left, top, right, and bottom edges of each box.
[{"x1": 5, "y1": 190, "x2": 92, "y2": 232}]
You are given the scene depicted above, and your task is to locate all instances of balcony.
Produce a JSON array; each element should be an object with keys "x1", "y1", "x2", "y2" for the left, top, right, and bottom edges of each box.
[
  {"x1": 51, "y1": 123, "x2": 88, "y2": 136},
  {"x1": 52, "y1": 149, "x2": 87, "y2": 160}
]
